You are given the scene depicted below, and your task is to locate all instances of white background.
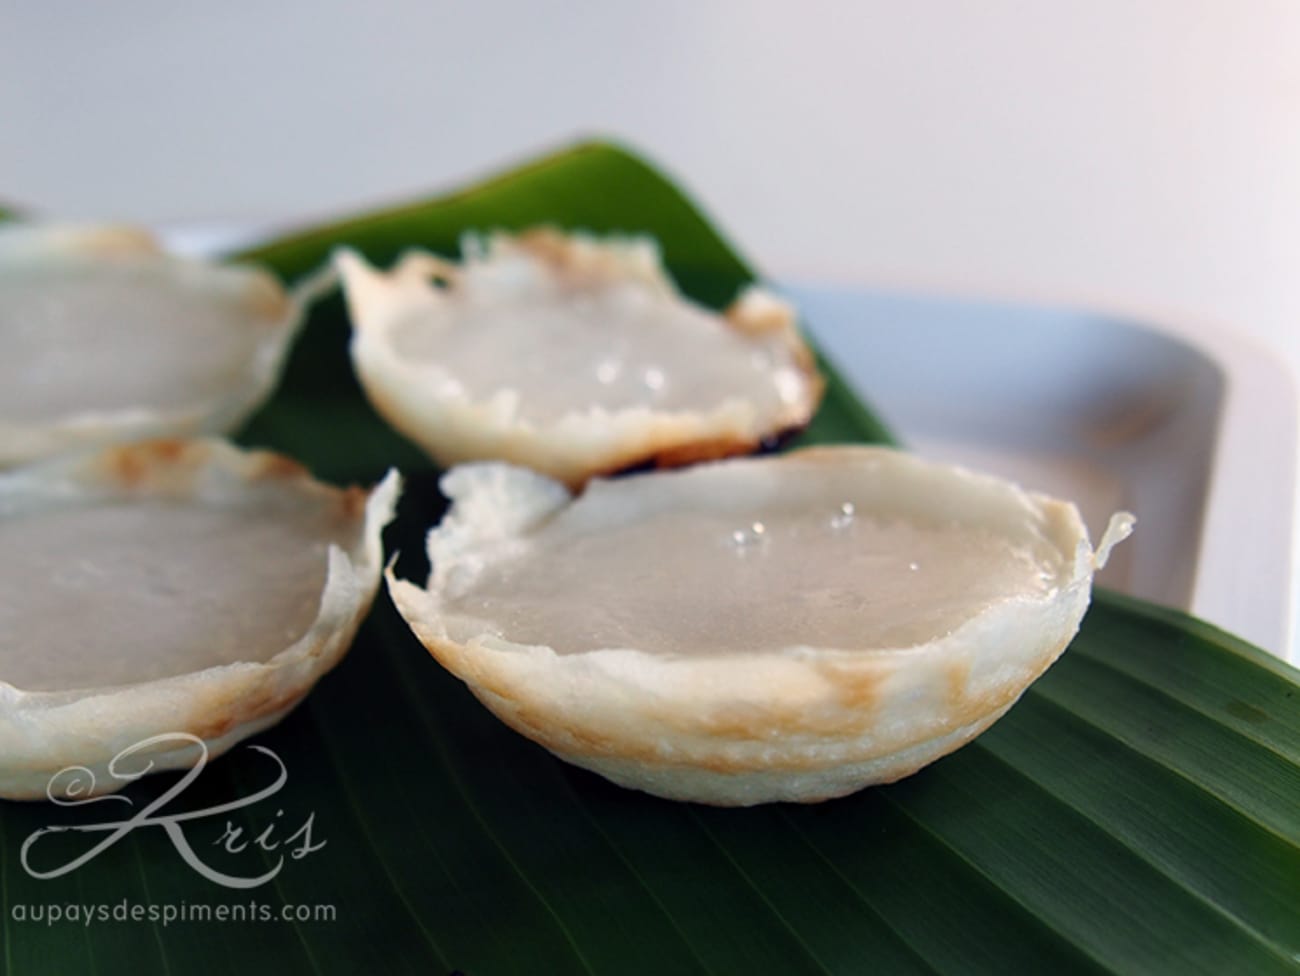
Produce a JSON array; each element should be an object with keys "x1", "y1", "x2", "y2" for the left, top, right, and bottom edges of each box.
[{"x1": 5, "y1": 0, "x2": 1299, "y2": 650}]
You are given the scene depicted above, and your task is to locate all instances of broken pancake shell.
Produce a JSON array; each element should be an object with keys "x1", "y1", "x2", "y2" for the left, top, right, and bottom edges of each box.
[
  {"x1": 389, "y1": 446, "x2": 1133, "y2": 806},
  {"x1": 0, "y1": 439, "x2": 399, "y2": 800},
  {"x1": 0, "y1": 224, "x2": 302, "y2": 467},
  {"x1": 336, "y1": 228, "x2": 824, "y2": 487}
]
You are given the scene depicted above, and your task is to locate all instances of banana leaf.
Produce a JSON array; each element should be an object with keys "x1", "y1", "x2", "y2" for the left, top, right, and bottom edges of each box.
[{"x1": 1, "y1": 141, "x2": 1296, "y2": 976}]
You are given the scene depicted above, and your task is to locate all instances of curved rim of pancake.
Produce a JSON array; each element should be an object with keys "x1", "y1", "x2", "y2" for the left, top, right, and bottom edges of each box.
[
  {"x1": 336, "y1": 227, "x2": 825, "y2": 488},
  {"x1": 0, "y1": 438, "x2": 400, "y2": 801},
  {"x1": 388, "y1": 446, "x2": 1133, "y2": 806},
  {"x1": 0, "y1": 223, "x2": 303, "y2": 467}
]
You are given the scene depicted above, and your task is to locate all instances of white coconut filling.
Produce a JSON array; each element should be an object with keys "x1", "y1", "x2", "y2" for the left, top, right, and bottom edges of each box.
[
  {"x1": 0, "y1": 263, "x2": 279, "y2": 424},
  {"x1": 438, "y1": 502, "x2": 1065, "y2": 657},
  {"x1": 0, "y1": 501, "x2": 352, "y2": 692},
  {"x1": 385, "y1": 270, "x2": 807, "y2": 425}
]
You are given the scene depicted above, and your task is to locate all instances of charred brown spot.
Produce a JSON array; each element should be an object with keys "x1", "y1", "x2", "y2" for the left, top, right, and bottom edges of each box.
[
  {"x1": 244, "y1": 273, "x2": 293, "y2": 323},
  {"x1": 103, "y1": 441, "x2": 191, "y2": 486},
  {"x1": 821, "y1": 659, "x2": 889, "y2": 715},
  {"x1": 944, "y1": 655, "x2": 973, "y2": 709},
  {"x1": 147, "y1": 439, "x2": 190, "y2": 463},
  {"x1": 724, "y1": 301, "x2": 795, "y2": 336},
  {"x1": 190, "y1": 712, "x2": 238, "y2": 741},
  {"x1": 515, "y1": 227, "x2": 576, "y2": 269},
  {"x1": 106, "y1": 448, "x2": 148, "y2": 486},
  {"x1": 653, "y1": 435, "x2": 761, "y2": 470},
  {"x1": 79, "y1": 226, "x2": 160, "y2": 258},
  {"x1": 691, "y1": 702, "x2": 808, "y2": 740},
  {"x1": 255, "y1": 452, "x2": 309, "y2": 481},
  {"x1": 188, "y1": 684, "x2": 302, "y2": 743},
  {"x1": 338, "y1": 485, "x2": 369, "y2": 520},
  {"x1": 514, "y1": 227, "x2": 638, "y2": 286}
]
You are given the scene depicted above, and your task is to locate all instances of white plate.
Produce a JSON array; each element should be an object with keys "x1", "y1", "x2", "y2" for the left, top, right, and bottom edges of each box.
[{"x1": 788, "y1": 282, "x2": 1297, "y2": 661}]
